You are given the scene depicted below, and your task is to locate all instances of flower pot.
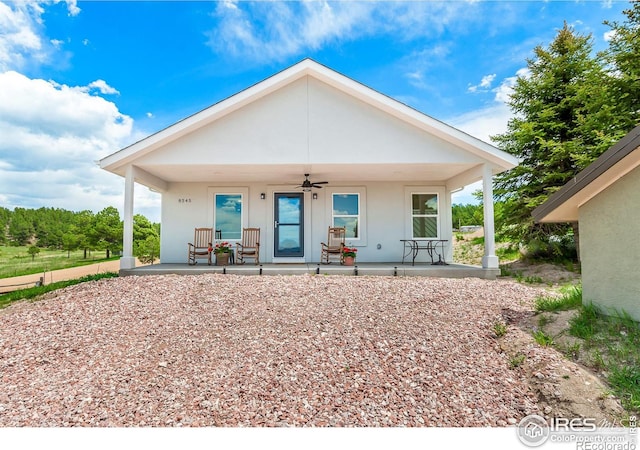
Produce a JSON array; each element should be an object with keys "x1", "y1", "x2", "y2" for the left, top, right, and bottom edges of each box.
[
  {"x1": 216, "y1": 252, "x2": 230, "y2": 266},
  {"x1": 343, "y1": 256, "x2": 355, "y2": 266}
]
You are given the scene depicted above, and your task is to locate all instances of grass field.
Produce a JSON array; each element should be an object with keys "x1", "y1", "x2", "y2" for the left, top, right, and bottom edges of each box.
[{"x1": 0, "y1": 246, "x2": 118, "y2": 279}]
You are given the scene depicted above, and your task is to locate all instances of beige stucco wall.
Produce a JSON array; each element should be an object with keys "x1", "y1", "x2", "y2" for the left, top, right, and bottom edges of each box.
[{"x1": 580, "y1": 165, "x2": 640, "y2": 321}]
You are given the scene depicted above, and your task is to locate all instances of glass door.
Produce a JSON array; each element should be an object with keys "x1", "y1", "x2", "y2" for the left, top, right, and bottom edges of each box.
[{"x1": 274, "y1": 193, "x2": 304, "y2": 258}]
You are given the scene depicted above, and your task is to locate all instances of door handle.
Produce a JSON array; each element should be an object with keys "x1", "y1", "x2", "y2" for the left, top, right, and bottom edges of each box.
[{"x1": 274, "y1": 220, "x2": 279, "y2": 228}]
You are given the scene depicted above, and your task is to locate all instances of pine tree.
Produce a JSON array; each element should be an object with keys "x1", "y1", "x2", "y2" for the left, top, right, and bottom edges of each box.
[
  {"x1": 602, "y1": 1, "x2": 640, "y2": 130},
  {"x1": 493, "y1": 23, "x2": 616, "y2": 257}
]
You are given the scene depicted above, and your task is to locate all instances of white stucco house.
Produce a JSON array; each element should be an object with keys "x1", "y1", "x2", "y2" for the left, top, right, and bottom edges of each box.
[
  {"x1": 533, "y1": 125, "x2": 640, "y2": 321},
  {"x1": 99, "y1": 59, "x2": 518, "y2": 274}
]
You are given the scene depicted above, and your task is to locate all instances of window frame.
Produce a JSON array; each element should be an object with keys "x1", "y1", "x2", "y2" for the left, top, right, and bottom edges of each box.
[
  {"x1": 405, "y1": 189, "x2": 443, "y2": 240},
  {"x1": 326, "y1": 187, "x2": 367, "y2": 245},
  {"x1": 331, "y1": 192, "x2": 361, "y2": 240},
  {"x1": 208, "y1": 187, "x2": 249, "y2": 242}
]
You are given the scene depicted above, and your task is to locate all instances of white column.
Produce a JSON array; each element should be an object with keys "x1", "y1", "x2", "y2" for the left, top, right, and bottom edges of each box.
[
  {"x1": 444, "y1": 188, "x2": 454, "y2": 263},
  {"x1": 120, "y1": 165, "x2": 136, "y2": 270},
  {"x1": 482, "y1": 164, "x2": 499, "y2": 269}
]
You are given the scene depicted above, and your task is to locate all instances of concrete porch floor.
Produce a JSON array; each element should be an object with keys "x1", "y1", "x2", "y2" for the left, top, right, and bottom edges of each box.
[{"x1": 120, "y1": 262, "x2": 500, "y2": 279}]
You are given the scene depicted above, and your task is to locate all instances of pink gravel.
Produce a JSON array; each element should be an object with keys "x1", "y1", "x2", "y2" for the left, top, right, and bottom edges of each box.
[{"x1": 0, "y1": 274, "x2": 545, "y2": 427}]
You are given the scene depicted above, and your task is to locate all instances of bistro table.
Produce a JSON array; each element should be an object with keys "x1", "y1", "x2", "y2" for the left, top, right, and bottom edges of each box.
[{"x1": 400, "y1": 239, "x2": 448, "y2": 266}]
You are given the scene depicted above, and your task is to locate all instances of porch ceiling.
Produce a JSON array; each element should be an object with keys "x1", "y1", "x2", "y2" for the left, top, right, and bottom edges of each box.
[{"x1": 135, "y1": 162, "x2": 481, "y2": 185}]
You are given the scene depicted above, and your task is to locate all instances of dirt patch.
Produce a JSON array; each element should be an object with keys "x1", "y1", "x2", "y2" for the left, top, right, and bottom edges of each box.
[
  {"x1": 498, "y1": 314, "x2": 625, "y2": 424},
  {"x1": 501, "y1": 260, "x2": 581, "y2": 286},
  {"x1": 493, "y1": 258, "x2": 625, "y2": 424}
]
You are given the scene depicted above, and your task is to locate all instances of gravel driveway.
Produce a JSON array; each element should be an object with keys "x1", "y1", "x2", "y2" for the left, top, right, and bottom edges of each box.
[{"x1": 0, "y1": 274, "x2": 544, "y2": 427}]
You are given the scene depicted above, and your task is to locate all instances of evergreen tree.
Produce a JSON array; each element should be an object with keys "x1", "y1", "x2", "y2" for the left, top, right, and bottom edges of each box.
[
  {"x1": 133, "y1": 214, "x2": 160, "y2": 264},
  {"x1": 493, "y1": 23, "x2": 615, "y2": 257},
  {"x1": 602, "y1": 1, "x2": 640, "y2": 130},
  {"x1": 0, "y1": 207, "x2": 10, "y2": 245},
  {"x1": 8, "y1": 208, "x2": 35, "y2": 246},
  {"x1": 90, "y1": 207, "x2": 123, "y2": 258}
]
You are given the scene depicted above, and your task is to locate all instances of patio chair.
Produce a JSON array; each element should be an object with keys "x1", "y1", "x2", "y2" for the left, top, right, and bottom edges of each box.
[
  {"x1": 320, "y1": 226, "x2": 346, "y2": 264},
  {"x1": 236, "y1": 227, "x2": 260, "y2": 264},
  {"x1": 187, "y1": 227, "x2": 213, "y2": 265}
]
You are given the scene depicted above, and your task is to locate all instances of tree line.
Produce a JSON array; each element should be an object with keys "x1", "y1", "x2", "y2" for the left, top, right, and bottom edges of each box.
[{"x1": 0, "y1": 206, "x2": 160, "y2": 264}]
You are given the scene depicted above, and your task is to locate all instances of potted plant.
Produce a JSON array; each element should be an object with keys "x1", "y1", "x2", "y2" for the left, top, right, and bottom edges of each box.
[
  {"x1": 342, "y1": 246, "x2": 357, "y2": 266},
  {"x1": 214, "y1": 241, "x2": 232, "y2": 266}
]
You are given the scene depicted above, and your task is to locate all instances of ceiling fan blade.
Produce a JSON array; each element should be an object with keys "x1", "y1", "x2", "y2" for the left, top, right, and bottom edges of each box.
[
  {"x1": 313, "y1": 181, "x2": 329, "y2": 184},
  {"x1": 312, "y1": 185, "x2": 323, "y2": 189}
]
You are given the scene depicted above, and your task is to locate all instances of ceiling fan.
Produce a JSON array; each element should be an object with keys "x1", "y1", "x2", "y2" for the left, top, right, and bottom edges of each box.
[{"x1": 298, "y1": 173, "x2": 328, "y2": 191}]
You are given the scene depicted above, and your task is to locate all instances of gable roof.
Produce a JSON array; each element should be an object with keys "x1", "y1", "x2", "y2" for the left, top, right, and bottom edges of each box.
[
  {"x1": 100, "y1": 58, "x2": 518, "y2": 186},
  {"x1": 533, "y1": 125, "x2": 640, "y2": 223}
]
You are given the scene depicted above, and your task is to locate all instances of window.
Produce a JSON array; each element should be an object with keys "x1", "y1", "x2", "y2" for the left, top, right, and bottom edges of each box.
[
  {"x1": 214, "y1": 194, "x2": 243, "y2": 240},
  {"x1": 332, "y1": 193, "x2": 359, "y2": 239},
  {"x1": 412, "y1": 193, "x2": 439, "y2": 238}
]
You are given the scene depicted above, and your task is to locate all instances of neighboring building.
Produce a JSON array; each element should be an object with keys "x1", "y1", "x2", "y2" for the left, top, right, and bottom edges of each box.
[
  {"x1": 100, "y1": 59, "x2": 518, "y2": 272},
  {"x1": 533, "y1": 125, "x2": 640, "y2": 321}
]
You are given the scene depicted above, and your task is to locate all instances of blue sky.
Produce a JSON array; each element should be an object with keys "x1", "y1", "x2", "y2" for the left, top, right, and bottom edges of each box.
[{"x1": 0, "y1": 0, "x2": 629, "y2": 222}]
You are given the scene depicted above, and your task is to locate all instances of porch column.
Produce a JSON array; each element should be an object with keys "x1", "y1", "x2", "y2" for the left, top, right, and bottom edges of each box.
[
  {"x1": 481, "y1": 164, "x2": 499, "y2": 269},
  {"x1": 121, "y1": 165, "x2": 136, "y2": 270}
]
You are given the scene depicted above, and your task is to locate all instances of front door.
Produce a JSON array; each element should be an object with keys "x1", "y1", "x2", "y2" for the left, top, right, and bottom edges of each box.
[{"x1": 274, "y1": 193, "x2": 304, "y2": 258}]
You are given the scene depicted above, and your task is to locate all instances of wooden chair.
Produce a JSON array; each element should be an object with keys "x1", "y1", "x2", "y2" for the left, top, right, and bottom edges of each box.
[
  {"x1": 187, "y1": 227, "x2": 213, "y2": 265},
  {"x1": 236, "y1": 227, "x2": 260, "y2": 264},
  {"x1": 321, "y1": 227, "x2": 346, "y2": 264}
]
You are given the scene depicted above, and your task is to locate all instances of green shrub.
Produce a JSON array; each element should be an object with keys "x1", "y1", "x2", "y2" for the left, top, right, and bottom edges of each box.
[
  {"x1": 525, "y1": 235, "x2": 577, "y2": 262},
  {"x1": 535, "y1": 285, "x2": 582, "y2": 312},
  {"x1": 532, "y1": 329, "x2": 554, "y2": 346},
  {"x1": 493, "y1": 321, "x2": 507, "y2": 337},
  {"x1": 509, "y1": 353, "x2": 526, "y2": 369},
  {"x1": 609, "y1": 366, "x2": 640, "y2": 412},
  {"x1": 569, "y1": 303, "x2": 599, "y2": 340}
]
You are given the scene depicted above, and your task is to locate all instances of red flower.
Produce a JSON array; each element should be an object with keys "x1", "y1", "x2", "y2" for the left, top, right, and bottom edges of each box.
[
  {"x1": 214, "y1": 242, "x2": 232, "y2": 253},
  {"x1": 342, "y1": 247, "x2": 357, "y2": 257}
]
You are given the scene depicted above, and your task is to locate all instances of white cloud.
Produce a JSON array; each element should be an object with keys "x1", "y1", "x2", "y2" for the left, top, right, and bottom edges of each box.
[
  {"x1": 208, "y1": 1, "x2": 373, "y2": 62},
  {"x1": 0, "y1": 70, "x2": 160, "y2": 220},
  {"x1": 87, "y1": 79, "x2": 120, "y2": 95},
  {"x1": 208, "y1": 1, "x2": 470, "y2": 63},
  {"x1": 0, "y1": 1, "x2": 45, "y2": 71},
  {"x1": 64, "y1": 0, "x2": 80, "y2": 17},
  {"x1": 0, "y1": 1, "x2": 81, "y2": 71},
  {"x1": 493, "y1": 67, "x2": 529, "y2": 104},
  {"x1": 468, "y1": 73, "x2": 496, "y2": 93},
  {"x1": 449, "y1": 103, "x2": 512, "y2": 145}
]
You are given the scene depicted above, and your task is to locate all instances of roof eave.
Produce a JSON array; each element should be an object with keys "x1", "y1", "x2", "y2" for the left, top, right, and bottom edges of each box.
[{"x1": 533, "y1": 125, "x2": 640, "y2": 223}]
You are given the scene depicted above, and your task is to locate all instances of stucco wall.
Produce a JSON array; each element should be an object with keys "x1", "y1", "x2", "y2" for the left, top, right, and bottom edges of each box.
[
  {"x1": 160, "y1": 181, "x2": 453, "y2": 264},
  {"x1": 580, "y1": 165, "x2": 640, "y2": 321},
  {"x1": 139, "y1": 76, "x2": 482, "y2": 168}
]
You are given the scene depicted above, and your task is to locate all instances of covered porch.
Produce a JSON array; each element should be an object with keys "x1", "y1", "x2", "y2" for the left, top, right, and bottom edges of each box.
[
  {"x1": 99, "y1": 59, "x2": 519, "y2": 274},
  {"x1": 119, "y1": 261, "x2": 500, "y2": 279}
]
